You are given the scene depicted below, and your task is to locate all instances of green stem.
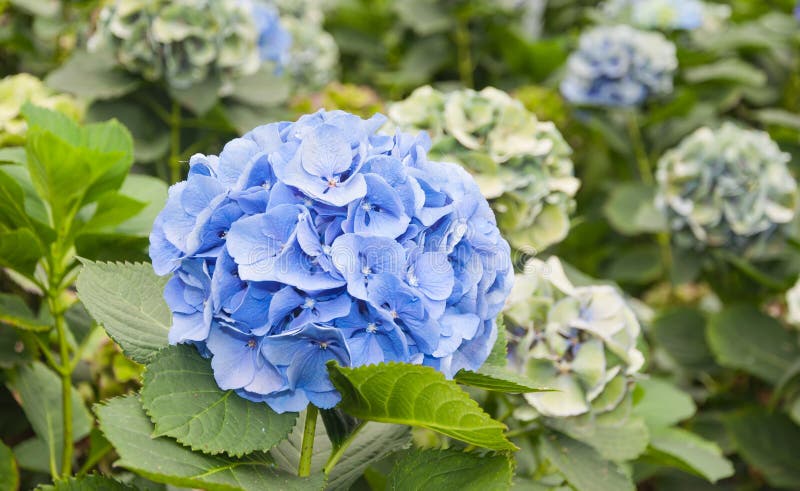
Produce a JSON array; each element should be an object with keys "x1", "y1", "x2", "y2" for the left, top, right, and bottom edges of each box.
[
  {"x1": 169, "y1": 101, "x2": 182, "y2": 183},
  {"x1": 625, "y1": 111, "x2": 653, "y2": 186},
  {"x1": 298, "y1": 405, "x2": 318, "y2": 477},
  {"x1": 50, "y1": 293, "x2": 73, "y2": 478},
  {"x1": 454, "y1": 17, "x2": 474, "y2": 89},
  {"x1": 323, "y1": 421, "x2": 366, "y2": 475}
]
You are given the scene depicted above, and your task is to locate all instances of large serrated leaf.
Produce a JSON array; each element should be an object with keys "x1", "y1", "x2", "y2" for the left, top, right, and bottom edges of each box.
[
  {"x1": 141, "y1": 345, "x2": 297, "y2": 457},
  {"x1": 540, "y1": 432, "x2": 634, "y2": 491},
  {"x1": 726, "y1": 408, "x2": 800, "y2": 489},
  {"x1": 327, "y1": 362, "x2": 515, "y2": 451},
  {"x1": 76, "y1": 261, "x2": 170, "y2": 364},
  {"x1": 0, "y1": 441, "x2": 18, "y2": 491},
  {"x1": 387, "y1": 449, "x2": 513, "y2": 490},
  {"x1": 8, "y1": 362, "x2": 92, "y2": 475},
  {"x1": 646, "y1": 427, "x2": 733, "y2": 483},
  {"x1": 454, "y1": 365, "x2": 551, "y2": 393},
  {"x1": 707, "y1": 305, "x2": 799, "y2": 385},
  {"x1": 96, "y1": 395, "x2": 323, "y2": 491},
  {"x1": 326, "y1": 422, "x2": 411, "y2": 490}
]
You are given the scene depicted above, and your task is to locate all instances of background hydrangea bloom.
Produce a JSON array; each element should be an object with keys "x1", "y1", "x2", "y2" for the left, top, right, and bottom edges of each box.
[
  {"x1": 655, "y1": 123, "x2": 798, "y2": 251},
  {"x1": 601, "y1": 0, "x2": 705, "y2": 30},
  {"x1": 91, "y1": 0, "x2": 290, "y2": 90},
  {"x1": 0, "y1": 73, "x2": 82, "y2": 147},
  {"x1": 560, "y1": 25, "x2": 677, "y2": 107},
  {"x1": 505, "y1": 257, "x2": 644, "y2": 417},
  {"x1": 149, "y1": 109, "x2": 513, "y2": 413},
  {"x1": 389, "y1": 86, "x2": 579, "y2": 251}
]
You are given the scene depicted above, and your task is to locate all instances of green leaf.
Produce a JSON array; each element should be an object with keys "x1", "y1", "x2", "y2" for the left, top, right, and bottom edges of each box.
[
  {"x1": 540, "y1": 432, "x2": 634, "y2": 491},
  {"x1": 707, "y1": 305, "x2": 800, "y2": 384},
  {"x1": 392, "y1": 0, "x2": 453, "y2": 35},
  {"x1": 76, "y1": 261, "x2": 170, "y2": 364},
  {"x1": 229, "y1": 68, "x2": 290, "y2": 108},
  {"x1": 547, "y1": 415, "x2": 650, "y2": 462},
  {"x1": 650, "y1": 307, "x2": 715, "y2": 371},
  {"x1": 8, "y1": 362, "x2": 92, "y2": 474},
  {"x1": 0, "y1": 228, "x2": 43, "y2": 277},
  {"x1": 646, "y1": 427, "x2": 733, "y2": 483},
  {"x1": 325, "y1": 422, "x2": 411, "y2": 490},
  {"x1": 141, "y1": 345, "x2": 297, "y2": 457},
  {"x1": 327, "y1": 362, "x2": 515, "y2": 451},
  {"x1": 0, "y1": 293, "x2": 49, "y2": 331},
  {"x1": 115, "y1": 174, "x2": 168, "y2": 236},
  {"x1": 387, "y1": 449, "x2": 513, "y2": 490},
  {"x1": 633, "y1": 378, "x2": 695, "y2": 429},
  {"x1": 726, "y1": 407, "x2": 800, "y2": 489},
  {"x1": 37, "y1": 474, "x2": 137, "y2": 490},
  {"x1": 96, "y1": 396, "x2": 321, "y2": 491},
  {"x1": 169, "y1": 76, "x2": 221, "y2": 116},
  {"x1": 0, "y1": 327, "x2": 34, "y2": 369},
  {"x1": 0, "y1": 441, "x2": 18, "y2": 491},
  {"x1": 454, "y1": 365, "x2": 551, "y2": 393},
  {"x1": 86, "y1": 100, "x2": 169, "y2": 164},
  {"x1": 0, "y1": 168, "x2": 34, "y2": 230},
  {"x1": 13, "y1": 437, "x2": 51, "y2": 474},
  {"x1": 46, "y1": 49, "x2": 140, "y2": 100},
  {"x1": 604, "y1": 183, "x2": 666, "y2": 236},
  {"x1": 754, "y1": 108, "x2": 800, "y2": 131},
  {"x1": 79, "y1": 192, "x2": 146, "y2": 234},
  {"x1": 0, "y1": 147, "x2": 26, "y2": 165},
  {"x1": 684, "y1": 59, "x2": 767, "y2": 87},
  {"x1": 604, "y1": 245, "x2": 663, "y2": 285},
  {"x1": 270, "y1": 410, "x2": 332, "y2": 475},
  {"x1": 74, "y1": 234, "x2": 149, "y2": 263}
]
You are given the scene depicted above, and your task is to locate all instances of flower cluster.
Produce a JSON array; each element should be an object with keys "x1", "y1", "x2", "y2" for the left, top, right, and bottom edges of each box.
[
  {"x1": 505, "y1": 257, "x2": 643, "y2": 417},
  {"x1": 601, "y1": 0, "x2": 705, "y2": 31},
  {"x1": 0, "y1": 73, "x2": 82, "y2": 147},
  {"x1": 149, "y1": 110, "x2": 513, "y2": 413},
  {"x1": 389, "y1": 86, "x2": 579, "y2": 251},
  {"x1": 655, "y1": 123, "x2": 798, "y2": 251},
  {"x1": 91, "y1": 0, "x2": 291, "y2": 90},
  {"x1": 560, "y1": 25, "x2": 677, "y2": 107},
  {"x1": 278, "y1": 8, "x2": 339, "y2": 91}
]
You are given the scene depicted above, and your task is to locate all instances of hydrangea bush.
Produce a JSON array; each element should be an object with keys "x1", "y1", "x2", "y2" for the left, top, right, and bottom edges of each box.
[
  {"x1": 90, "y1": 0, "x2": 290, "y2": 90},
  {"x1": 149, "y1": 109, "x2": 513, "y2": 413},
  {"x1": 0, "y1": 73, "x2": 82, "y2": 147},
  {"x1": 389, "y1": 86, "x2": 579, "y2": 251},
  {"x1": 655, "y1": 123, "x2": 798, "y2": 251},
  {"x1": 560, "y1": 25, "x2": 677, "y2": 107},
  {"x1": 504, "y1": 257, "x2": 643, "y2": 417}
]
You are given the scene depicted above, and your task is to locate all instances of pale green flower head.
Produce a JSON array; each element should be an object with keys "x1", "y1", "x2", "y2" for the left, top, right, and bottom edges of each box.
[
  {"x1": 655, "y1": 123, "x2": 798, "y2": 251},
  {"x1": 281, "y1": 15, "x2": 339, "y2": 92},
  {"x1": 389, "y1": 86, "x2": 579, "y2": 251},
  {"x1": 91, "y1": 0, "x2": 261, "y2": 90},
  {"x1": 505, "y1": 257, "x2": 644, "y2": 418},
  {"x1": 0, "y1": 73, "x2": 83, "y2": 147}
]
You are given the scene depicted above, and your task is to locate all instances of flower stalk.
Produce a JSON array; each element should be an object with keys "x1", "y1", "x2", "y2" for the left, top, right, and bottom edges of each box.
[{"x1": 298, "y1": 404, "x2": 318, "y2": 477}]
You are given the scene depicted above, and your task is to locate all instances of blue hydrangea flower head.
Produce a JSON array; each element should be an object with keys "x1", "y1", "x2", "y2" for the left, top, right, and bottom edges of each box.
[
  {"x1": 560, "y1": 25, "x2": 677, "y2": 107},
  {"x1": 149, "y1": 110, "x2": 514, "y2": 413}
]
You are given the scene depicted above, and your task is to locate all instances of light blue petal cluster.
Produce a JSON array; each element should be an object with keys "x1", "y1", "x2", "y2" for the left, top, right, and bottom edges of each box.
[
  {"x1": 560, "y1": 25, "x2": 677, "y2": 107},
  {"x1": 149, "y1": 110, "x2": 514, "y2": 413},
  {"x1": 246, "y1": 0, "x2": 292, "y2": 69}
]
